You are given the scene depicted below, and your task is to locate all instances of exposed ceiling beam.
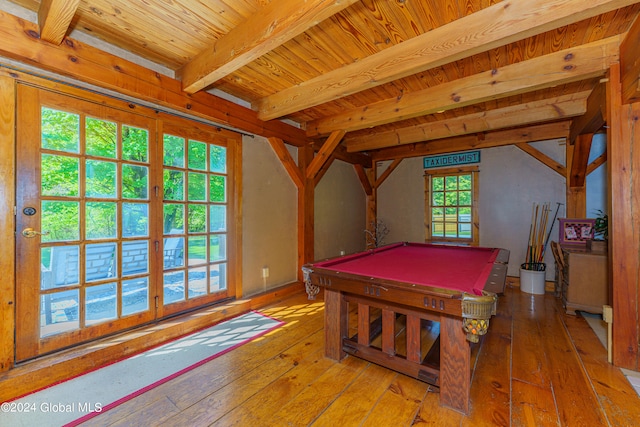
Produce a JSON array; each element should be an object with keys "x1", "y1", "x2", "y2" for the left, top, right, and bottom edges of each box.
[
  {"x1": 374, "y1": 158, "x2": 403, "y2": 188},
  {"x1": 569, "y1": 81, "x2": 607, "y2": 144},
  {"x1": 307, "y1": 36, "x2": 621, "y2": 137},
  {"x1": 267, "y1": 137, "x2": 304, "y2": 189},
  {"x1": 587, "y1": 150, "x2": 607, "y2": 175},
  {"x1": 255, "y1": 0, "x2": 636, "y2": 120},
  {"x1": 313, "y1": 155, "x2": 336, "y2": 187},
  {"x1": 620, "y1": 8, "x2": 640, "y2": 103},
  {"x1": 0, "y1": 10, "x2": 307, "y2": 146},
  {"x1": 345, "y1": 92, "x2": 589, "y2": 152},
  {"x1": 516, "y1": 142, "x2": 566, "y2": 176},
  {"x1": 370, "y1": 121, "x2": 571, "y2": 162},
  {"x1": 267, "y1": 137, "x2": 372, "y2": 184},
  {"x1": 327, "y1": 145, "x2": 372, "y2": 168},
  {"x1": 353, "y1": 164, "x2": 373, "y2": 196},
  {"x1": 38, "y1": 0, "x2": 80, "y2": 45},
  {"x1": 569, "y1": 133, "x2": 594, "y2": 186},
  {"x1": 178, "y1": 0, "x2": 358, "y2": 94},
  {"x1": 306, "y1": 130, "x2": 345, "y2": 179}
]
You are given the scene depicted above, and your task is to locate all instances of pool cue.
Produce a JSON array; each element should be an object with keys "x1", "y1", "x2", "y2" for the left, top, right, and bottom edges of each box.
[
  {"x1": 530, "y1": 202, "x2": 550, "y2": 265},
  {"x1": 537, "y1": 203, "x2": 549, "y2": 263},
  {"x1": 526, "y1": 203, "x2": 535, "y2": 265},
  {"x1": 541, "y1": 202, "x2": 563, "y2": 259},
  {"x1": 531, "y1": 203, "x2": 539, "y2": 264},
  {"x1": 533, "y1": 203, "x2": 542, "y2": 264},
  {"x1": 536, "y1": 205, "x2": 547, "y2": 263}
]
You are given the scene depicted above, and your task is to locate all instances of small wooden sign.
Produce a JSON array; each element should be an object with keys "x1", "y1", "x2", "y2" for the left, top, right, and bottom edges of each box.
[{"x1": 423, "y1": 151, "x2": 480, "y2": 169}]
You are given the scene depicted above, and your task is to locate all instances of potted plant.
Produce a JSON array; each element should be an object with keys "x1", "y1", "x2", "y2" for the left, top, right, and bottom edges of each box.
[
  {"x1": 594, "y1": 210, "x2": 608, "y2": 240},
  {"x1": 589, "y1": 210, "x2": 608, "y2": 252}
]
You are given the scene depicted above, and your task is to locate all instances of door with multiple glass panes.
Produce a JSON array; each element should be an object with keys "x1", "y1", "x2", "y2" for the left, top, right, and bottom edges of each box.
[
  {"x1": 15, "y1": 85, "x2": 236, "y2": 361},
  {"x1": 158, "y1": 119, "x2": 234, "y2": 318}
]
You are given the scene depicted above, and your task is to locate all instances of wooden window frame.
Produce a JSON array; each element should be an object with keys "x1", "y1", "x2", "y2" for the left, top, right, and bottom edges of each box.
[
  {"x1": 424, "y1": 166, "x2": 479, "y2": 246},
  {"x1": 14, "y1": 82, "x2": 241, "y2": 360}
]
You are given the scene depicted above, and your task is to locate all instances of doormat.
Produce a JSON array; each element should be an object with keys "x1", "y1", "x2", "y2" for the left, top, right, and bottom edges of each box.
[{"x1": 1, "y1": 311, "x2": 283, "y2": 427}]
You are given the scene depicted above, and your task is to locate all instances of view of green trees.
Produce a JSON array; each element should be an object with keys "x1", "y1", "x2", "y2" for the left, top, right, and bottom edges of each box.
[
  {"x1": 431, "y1": 173, "x2": 472, "y2": 238},
  {"x1": 40, "y1": 107, "x2": 227, "y2": 245},
  {"x1": 162, "y1": 135, "x2": 226, "y2": 237},
  {"x1": 38, "y1": 106, "x2": 230, "y2": 332}
]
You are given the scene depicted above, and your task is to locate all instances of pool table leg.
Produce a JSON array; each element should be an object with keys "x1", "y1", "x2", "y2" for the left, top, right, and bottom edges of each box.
[
  {"x1": 324, "y1": 288, "x2": 348, "y2": 360},
  {"x1": 440, "y1": 315, "x2": 471, "y2": 414}
]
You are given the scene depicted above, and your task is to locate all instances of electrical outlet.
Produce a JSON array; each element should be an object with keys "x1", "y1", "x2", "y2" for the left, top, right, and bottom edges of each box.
[{"x1": 262, "y1": 266, "x2": 269, "y2": 279}]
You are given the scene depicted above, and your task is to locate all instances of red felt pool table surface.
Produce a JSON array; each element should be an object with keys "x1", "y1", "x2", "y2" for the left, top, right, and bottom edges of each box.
[
  {"x1": 303, "y1": 241, "x2": 510, "y2": 414},
  {"x1": 312, "y1": 242, "x2": 501, "y2": 295}
]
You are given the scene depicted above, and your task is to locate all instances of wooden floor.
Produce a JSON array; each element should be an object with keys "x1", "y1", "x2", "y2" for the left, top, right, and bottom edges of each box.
[{"x1": 80, "y1": 281, "x2": 640, "y2": 426}]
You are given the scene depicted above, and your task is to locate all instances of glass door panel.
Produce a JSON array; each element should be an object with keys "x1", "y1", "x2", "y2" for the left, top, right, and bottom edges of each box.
[
  {"x1": 16, "y1": 86, "x2": 157, "y2": 361},
  {"x1": 159, "y1": 120, "x2": 233, "y2": 317},
  {"x1": 15, "y1": 85, "x2": 238, "y2": 361}
]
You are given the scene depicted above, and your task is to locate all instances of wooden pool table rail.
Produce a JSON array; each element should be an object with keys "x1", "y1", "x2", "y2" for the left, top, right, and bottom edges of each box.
[{"x1": 302, "y1": 246, "x2": 510, "y2": 414}]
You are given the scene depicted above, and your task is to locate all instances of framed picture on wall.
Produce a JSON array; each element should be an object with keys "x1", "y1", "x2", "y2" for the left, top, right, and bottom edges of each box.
[{"x1": 558, "y1": 218, "x2": 595, "y2": 246}]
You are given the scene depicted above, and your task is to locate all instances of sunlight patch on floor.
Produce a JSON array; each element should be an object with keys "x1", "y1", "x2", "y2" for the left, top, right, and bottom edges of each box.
[{"x1": 583, "y1": 311, "x2": 640, "y2": 398}]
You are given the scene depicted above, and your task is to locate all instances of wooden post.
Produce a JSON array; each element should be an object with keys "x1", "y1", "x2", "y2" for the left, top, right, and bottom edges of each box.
[
  {"x1": 607, "y1": 62, "x2": 640, "y2": 370},
  {"x1": 353, "y1": 163, "x2": 375, "y2": 248},
  {"x1": 366, "y1": 167, "x2": 377, "y2": 248},
  {"x1": 565, "y1": 141, "x2": 587, "y2": 218},
  {"x1": 0, "y1": 76, "x2": 16, "y2": 372},
  {"x1": 298, "y1": 145, "x2": 315, "y2": 275}
]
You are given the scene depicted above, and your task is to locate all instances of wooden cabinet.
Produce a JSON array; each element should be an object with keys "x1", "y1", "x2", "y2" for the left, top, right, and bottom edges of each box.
[{"x1": 561, "y1": 247, "x2": 608, "y2": 315}]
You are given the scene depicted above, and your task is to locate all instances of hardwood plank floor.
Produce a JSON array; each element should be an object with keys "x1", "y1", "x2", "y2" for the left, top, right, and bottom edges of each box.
[{"x1": 81, "y1": 282, "x2": 640, "y2": 426}]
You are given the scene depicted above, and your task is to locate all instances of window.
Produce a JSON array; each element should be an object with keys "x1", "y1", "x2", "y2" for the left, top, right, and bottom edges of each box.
[
  {"x1": 161, "y1": 132, "x2": 229, "y2": 305},
  {"x1": 16, "y1": 85, "x2": 240, "y2": 360},
  {"x1": 424, "y1": 167, "x2": 479, "y2": 245},
  {"x1": 37, "y1": 104, "x2": 155, "y2": 340}
]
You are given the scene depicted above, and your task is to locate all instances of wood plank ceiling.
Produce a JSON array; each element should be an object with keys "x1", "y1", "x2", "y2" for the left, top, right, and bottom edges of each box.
[{"x1": 5, "y1": 0, "x2": 640, "y2": 162}]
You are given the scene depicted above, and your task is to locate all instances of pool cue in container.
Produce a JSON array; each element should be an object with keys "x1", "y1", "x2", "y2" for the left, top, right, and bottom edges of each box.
[
  {"x1": 541, "y1": 202, "x2": 563, "y2": 258},
  {"x1": 526, "y1": 202, "x2": 551, "y2": 269}
]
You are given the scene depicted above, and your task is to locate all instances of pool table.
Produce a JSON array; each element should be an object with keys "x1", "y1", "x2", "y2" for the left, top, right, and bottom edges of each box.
[{"x1": 302, "y1": 242, "x2": 509, "y2": 414}]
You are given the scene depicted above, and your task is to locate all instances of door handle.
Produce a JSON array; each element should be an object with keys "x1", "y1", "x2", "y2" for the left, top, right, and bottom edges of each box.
[{"x1": 22, "y1": 228, "x2": 50, "y2": 238}]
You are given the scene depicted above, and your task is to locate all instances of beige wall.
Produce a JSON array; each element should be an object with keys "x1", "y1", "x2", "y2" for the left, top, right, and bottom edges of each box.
[
  {"x1": 478, "y1": 144, "x2": 565, "y2": 278},
  {"x1": 377, "y1": 157, "x2": 426, "y2": 244},
  {"x1": 376, "y1": 142, "x2": 567, "y2": 279},
  {"x1": 242, "y1": 144, "x2": 367, "y2": 293},
  {"x1": 315, "y1": 160, "x2": 367, "y2": 260},
  {"x1": 241, "y1": 135, "x2": 298, "y2": 296}
]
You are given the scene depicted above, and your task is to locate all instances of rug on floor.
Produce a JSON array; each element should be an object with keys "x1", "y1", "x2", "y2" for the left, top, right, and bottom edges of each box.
[{"x1": 0, "y1": 311, "x2": 283, "y2": 427}]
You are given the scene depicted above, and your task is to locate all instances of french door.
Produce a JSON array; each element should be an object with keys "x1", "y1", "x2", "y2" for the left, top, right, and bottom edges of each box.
[
  {"x1": 15, "y1": 85, "x2": 237, "y2": 361},
  {"x1": 157, "y1": 118, "x2": 237, "y2": 318}
]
